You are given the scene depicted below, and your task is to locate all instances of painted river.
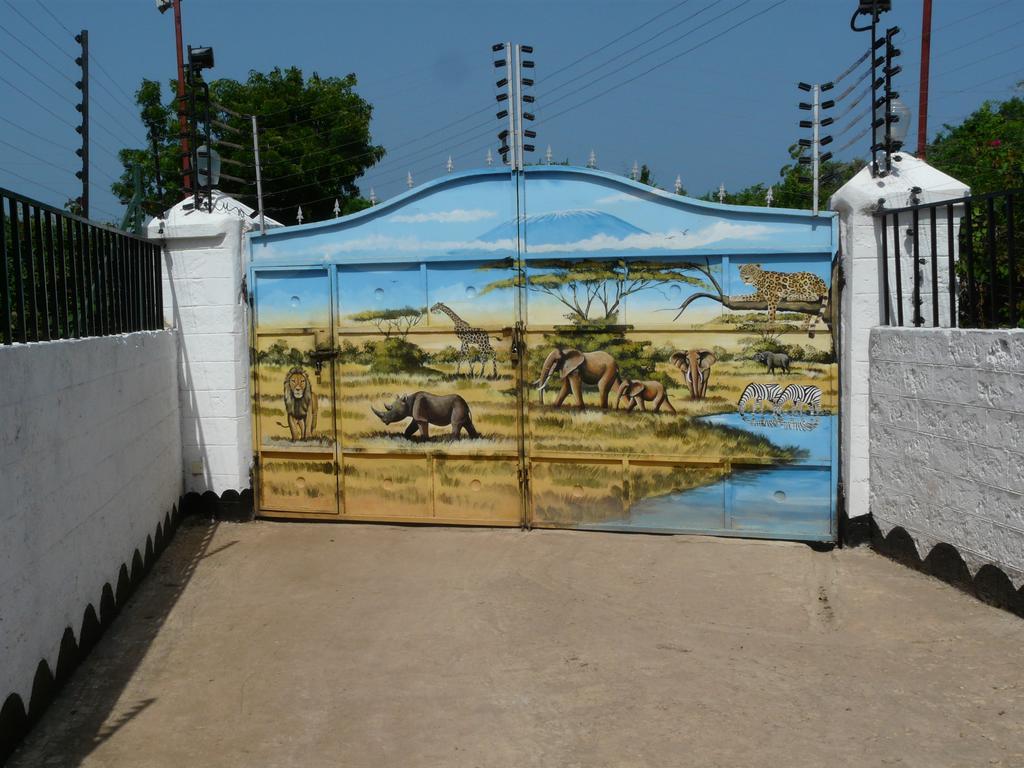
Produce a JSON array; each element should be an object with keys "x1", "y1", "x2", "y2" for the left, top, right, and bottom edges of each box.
[{"x1": 583, "y1": 413, "x2": 837, "y2": 541}]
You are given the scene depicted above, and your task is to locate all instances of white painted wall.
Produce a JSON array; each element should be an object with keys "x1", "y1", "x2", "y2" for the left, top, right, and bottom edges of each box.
[
  {"x1": 0, "y1": 331, "x2": 182, "y2": 706},
  {"x1": 870, "y1": 327, "x2": 1024, "y2": 586},
  {"x1": 148, "y1": 193, "x2": 276, "y2": 495},
  {"x1": 830, "y1": 155, "x2": 969, "y2": 519}
]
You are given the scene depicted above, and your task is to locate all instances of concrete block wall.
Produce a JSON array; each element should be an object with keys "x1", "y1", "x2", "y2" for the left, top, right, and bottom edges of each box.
[
  {"x1": 0, "y1": 331, "x2": 182, "y2": 711},
  {"x1": 150, "y1": 197, "x2": 254, "y2": 495},
  {"x1": 870, "y1": 327, "x2": 1024, "y2": 586},
  {"x1": 831, "y1": 155, "x2": 969, "y2": 520}
]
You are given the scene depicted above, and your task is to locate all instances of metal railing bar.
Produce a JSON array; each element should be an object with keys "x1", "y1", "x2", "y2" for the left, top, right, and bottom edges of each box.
[
  {"x1": 880, "y1": 212, "x2": 891, "y2": 325},
  {"x1": 11, "y1": 199, "x2": 26, "y2": 343},
  {"x1": 878, "y1": 187, "x2": 1024, "y2": 216},
  {"x1": 154, "y1": 244, "x2": 163, "y2": 329},
  {"x1": 986, "y1": 197, "x2": 997, "y2": 328},
  {"x1": 1008, "y1": 194, "x2": 1018, "y2": 327},
  {"x1": 69, "y1": 217, "x2": 82, "y2": 338},
  {"x1": 912, "y1": 207, "x2": 922, "y2": 327},
  {"x1": 44, "y1": 210, "x2": 59, "y2": 337},
  {"x1": 54, "y1": 214, "x2": 67, "y2": 336},
  {"x1": 0, "y1": 198, "x2": 10, "y2": 344},
  {"x1": 946, "y1": 204, "x2": 956, "y2": 329},
  {"x1": 23, "y1": 201, "x2": 38, "y2": 341},
  {"x1": 33, "y1": 206, "x2": 50, "y2": 341},
  {"x1": 964, "y1": 200, "x2": 977, "y2": 328},
  {"x1": 892, "y1": 212, "x2": 904, "y2": 326},
  {"x1": 929, "y1": 210, "x2": 939, "y2": 326}
]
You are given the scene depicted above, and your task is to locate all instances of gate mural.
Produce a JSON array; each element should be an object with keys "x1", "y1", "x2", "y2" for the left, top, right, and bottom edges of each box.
[{"x1": 249, "y1": 167, "x2": 839, "y2": 541}]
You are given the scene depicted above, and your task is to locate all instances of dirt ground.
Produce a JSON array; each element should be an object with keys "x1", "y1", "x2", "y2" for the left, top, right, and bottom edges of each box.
[{"x1": 9, "y1": 521, "x2": 1023, "y2": 768}]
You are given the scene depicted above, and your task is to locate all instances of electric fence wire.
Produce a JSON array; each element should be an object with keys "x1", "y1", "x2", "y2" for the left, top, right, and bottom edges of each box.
[
  {"x1": 367, "y1": 0, "x2": 788, "y2": 206},
  {"x1": 34, "y1": 0, "x2": 143, "y2": 117},
  {"x1": 0, "y1": 74, "x2": 122, "y2": 162},
  {"x1": 0, "y1": 46, "x2": 143, "y2": 148},
  {"x1": 832, "y1": 68, "x2": 871, "y2": 103},
  {"x1": 537, "y1": 0, "x2": 727, "y2": 102},
  {"x1": 832, "y1": 49, "x2": 870, "y2": 86},
  {"x1": 279, "y1": 0, "x2": 787, "y2": 201},
  {"x1": 0, "y1": 8, "x2": 145, "y2": 151},
  {"x1": 935, "y1": 40, "x2": 1024, "y2": 79},
  {"x1": 3, "y1": 137, "x2": 135, "y2": 195},
  {"x1": 370, "y1": 1, "x2": 791, "y2": 205},
  {"x1": 0, "y1": 165, "x2": 119, "y2": 221},
  {"x1": 250, "y1": 0, "x2": 719, "y2": 182},
  {"x1": 537, "y1": 0, "x2": 789, "y2": 129}
]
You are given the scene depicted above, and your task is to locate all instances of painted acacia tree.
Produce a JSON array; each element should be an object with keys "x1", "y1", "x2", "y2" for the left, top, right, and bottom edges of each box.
[
  {"x1": 479, "y1": 260, "x2": 705, "y2": 323},
  {"x1": 112, "y1": 68, "x2": 383, "y2": 224}
]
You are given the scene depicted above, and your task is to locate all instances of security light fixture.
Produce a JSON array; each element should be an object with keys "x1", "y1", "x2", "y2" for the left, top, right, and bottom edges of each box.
[
  {"x1": 188, "y1": 45, "x2": 214, "y2": 73},
  {"x1": 196, "y1": 144, "x2": 220, "y2": 187},
  {"x1": 156, "y1": 0, "x2": 173, "y2": 12}
]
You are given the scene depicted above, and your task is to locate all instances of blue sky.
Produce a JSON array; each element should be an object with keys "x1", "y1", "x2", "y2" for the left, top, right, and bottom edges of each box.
[{"x1": 2, "y1": 0, "x2": 1021, "y2": 223}]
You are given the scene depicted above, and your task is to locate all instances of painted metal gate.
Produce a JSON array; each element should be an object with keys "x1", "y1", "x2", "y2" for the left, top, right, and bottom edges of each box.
[{"x1": 249, "y1": 167, "x2": 839, "y2": 541}]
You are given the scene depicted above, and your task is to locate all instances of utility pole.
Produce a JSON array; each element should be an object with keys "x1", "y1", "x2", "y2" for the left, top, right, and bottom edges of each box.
[
  {"x1": 917, "y1": 0, "x2": 932, "y2": 159},
  {"x1": 172, "y1": 0, "x2": 190, "y2": 193},
  {"x1": 251, "y1": 114, "x2": 266, "y2": 234},
  {"x1": 74, "y1": 30, "x2": 88, "y2": 218}
]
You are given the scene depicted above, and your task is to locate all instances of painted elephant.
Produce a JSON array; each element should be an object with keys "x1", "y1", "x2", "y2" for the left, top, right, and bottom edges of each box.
[
  {"x1": 616, "y1": 378, "x2": 676, "y2": 413},
  {"x1": 534, "y1": 348, "x2": 619, "y2": 409},
  {"x1": 753, "y1": 350, "x2": 790, "y2": 375},
  {"x1": 371, "y1": 391, "x2": 479, "y2": 440},
  {"x1": 669, "y1": 349, "x2": 717, "y2": 400}
]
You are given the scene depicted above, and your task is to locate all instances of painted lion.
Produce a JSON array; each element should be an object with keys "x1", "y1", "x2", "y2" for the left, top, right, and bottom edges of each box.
[{"x1": 283, "y1": 367, "x2": 317, "y2": 441}]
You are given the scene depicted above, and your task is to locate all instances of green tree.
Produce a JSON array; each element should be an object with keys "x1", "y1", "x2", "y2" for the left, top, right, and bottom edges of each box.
[
  {"x1": 113, "y1": 67, "x2": 383, "y2": 224},
  {"x1": 928, "y1": 93, "x2": 1024, "y2": 326},
  {"x1": 928, "y1": 94, "x2": 1024, "y2": 194},
  {"x1": 700, "y1": 145, "x2": 862, "y2": 209}
]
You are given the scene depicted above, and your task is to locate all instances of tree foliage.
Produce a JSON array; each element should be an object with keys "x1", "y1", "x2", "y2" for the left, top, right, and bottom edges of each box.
[
  {"x1": 699, "y1": 144, "x2": 862, "y2": 210},
  {"x1": 112, "y1": 67, "x2": 383, "y2": 224},
  {"x1": 928, "y1": 94, "x2": 1024, "y2": 194},
  {"x1": 928, "y1": 93, "x2": 1024, "y2": 326}
]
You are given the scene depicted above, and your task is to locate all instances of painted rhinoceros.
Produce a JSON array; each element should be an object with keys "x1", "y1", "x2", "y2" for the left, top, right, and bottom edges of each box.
[{"x1": 371, "y1": 392, "x2": 479, "y2": 441}]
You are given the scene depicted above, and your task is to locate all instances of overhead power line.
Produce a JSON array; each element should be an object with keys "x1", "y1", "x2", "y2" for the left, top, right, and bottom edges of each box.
[
  {"x1": 539, "y1": 0, "x2": 790, "y2": 128},
  {"x1": 539, "y1": 0, "x2": 726, "y2": 101}
]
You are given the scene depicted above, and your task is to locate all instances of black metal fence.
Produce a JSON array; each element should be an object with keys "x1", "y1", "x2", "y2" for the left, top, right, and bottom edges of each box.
[
  {"x1": 1, "y1": 187, "x2": 163, "y2": 345},
  {"x1": 877, "y1": 189, "x2": 1020, "y2": 329}
]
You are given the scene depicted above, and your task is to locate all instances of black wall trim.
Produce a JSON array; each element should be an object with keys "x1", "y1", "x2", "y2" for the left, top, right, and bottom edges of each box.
[
  {"x1": 179, "y1": 488, "x2": 254, "y2": 522},
  {"x1": 0, "y1": 487, "x2": 253, "y2": 765},
  {"x1": 870, "y1": 517, "x2": 1024, "y2": 619}
]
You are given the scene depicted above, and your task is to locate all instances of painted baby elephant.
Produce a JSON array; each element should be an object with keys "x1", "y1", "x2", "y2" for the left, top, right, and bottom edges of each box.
[
  {"x1": 535, "y1": 348, "x2": 619, "y2": 409},
  {"x1": 616, "y1": 378, "x2": 676, "y2": 413},
  {"x1": 371, "y1": 392, "x2": 479, "y2": 441},
  {"x1": 669, "y1": 349, "x2": 717, "y2": 399}
]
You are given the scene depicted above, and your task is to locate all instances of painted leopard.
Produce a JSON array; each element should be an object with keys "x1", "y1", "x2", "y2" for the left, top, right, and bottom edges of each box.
[{"x1": 736, "y1": 263, "x2": 829, "y2": 336}]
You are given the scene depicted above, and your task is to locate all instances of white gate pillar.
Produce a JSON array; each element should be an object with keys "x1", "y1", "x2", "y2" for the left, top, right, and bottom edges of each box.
[
  {"x1": 830, "y1": 154, "x2": 968, "y2": 521},
  {"x1": 147, "y1": 194, "x2": 278, "y2": 496}
]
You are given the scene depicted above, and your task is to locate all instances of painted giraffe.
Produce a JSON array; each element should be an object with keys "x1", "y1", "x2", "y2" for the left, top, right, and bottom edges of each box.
[{"x1": 430, "y1": 302, "x2": 498, "y2": 378}]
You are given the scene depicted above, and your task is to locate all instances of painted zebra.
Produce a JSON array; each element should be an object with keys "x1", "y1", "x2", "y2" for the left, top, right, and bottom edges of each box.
[
  {"x1": 776, "y1": 384, "x2": 822, "y2": 414},
  {"x1": 737, "y1": 383, "x2": 783, "y2": 414}
]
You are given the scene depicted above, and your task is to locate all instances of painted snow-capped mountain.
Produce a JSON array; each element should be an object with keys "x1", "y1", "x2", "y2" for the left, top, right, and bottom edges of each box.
[{"x1": 475, "y1": 209, "x2": 647, "y2": 245}]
